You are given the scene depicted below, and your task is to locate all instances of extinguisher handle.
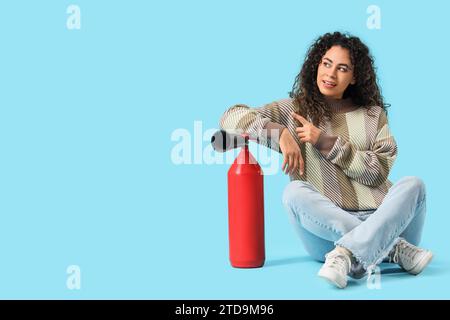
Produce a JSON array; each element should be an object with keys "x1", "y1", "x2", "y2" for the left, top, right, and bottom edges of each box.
[{"x1": 211, "y1": 130, "x2": 258, "y2": 152}]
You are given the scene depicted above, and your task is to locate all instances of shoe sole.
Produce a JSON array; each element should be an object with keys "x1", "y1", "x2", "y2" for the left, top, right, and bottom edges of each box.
[
  {"x1": 318, "y1": 269, "x2": 347, "y2": 289},
  {"x1": 407, "y1": 251, "x2": 433, "y2": 275}
]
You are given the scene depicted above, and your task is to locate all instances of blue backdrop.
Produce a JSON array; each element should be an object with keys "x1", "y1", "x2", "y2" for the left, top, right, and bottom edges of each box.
[{"x1": 0, "y1": 0, "x2": 448, "y2": 298}]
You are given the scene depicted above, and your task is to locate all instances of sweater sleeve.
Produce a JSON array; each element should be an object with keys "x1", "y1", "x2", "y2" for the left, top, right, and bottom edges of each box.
[
  {"x1": 315, "y1": 110, "x2": 397, "y2": 187},
  {"x1": 219, "y1": 101, "x2": 287, "y2": 152}
]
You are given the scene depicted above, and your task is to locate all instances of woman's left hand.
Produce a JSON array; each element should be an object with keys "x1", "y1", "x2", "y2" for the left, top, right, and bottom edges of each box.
[{"x1": 291, "y1": 112, "x2": 322, "y2": 145}]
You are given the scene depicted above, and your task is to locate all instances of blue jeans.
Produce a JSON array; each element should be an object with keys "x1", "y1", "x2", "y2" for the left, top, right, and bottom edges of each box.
[{"x1": 282, "y1": 176, "x2": 427, "y2": 271}]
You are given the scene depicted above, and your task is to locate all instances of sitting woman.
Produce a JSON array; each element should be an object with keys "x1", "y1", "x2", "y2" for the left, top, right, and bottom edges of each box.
[{"x1": 218, "y1": 31, "x2": 433, "y2": 289}]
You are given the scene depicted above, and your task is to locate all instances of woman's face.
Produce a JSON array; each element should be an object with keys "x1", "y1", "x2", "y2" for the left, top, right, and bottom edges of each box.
[{"x1": 316, "y1": 45, "x2": 356, "y2": 99}]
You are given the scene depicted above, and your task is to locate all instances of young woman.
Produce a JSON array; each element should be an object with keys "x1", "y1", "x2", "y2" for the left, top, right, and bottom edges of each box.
[{"x1": 219, "y1": 31, "x2": 433, "y2": 288}]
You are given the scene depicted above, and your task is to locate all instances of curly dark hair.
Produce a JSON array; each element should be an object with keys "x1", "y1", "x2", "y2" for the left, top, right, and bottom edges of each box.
[{"x1": 289, "y1": 31, "x2": 389, "y2": 126}]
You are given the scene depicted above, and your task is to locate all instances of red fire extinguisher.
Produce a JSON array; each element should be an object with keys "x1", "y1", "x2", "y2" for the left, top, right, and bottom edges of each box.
[{"x1": 211, "y1": 130, "x2": 265, "y2": 268}]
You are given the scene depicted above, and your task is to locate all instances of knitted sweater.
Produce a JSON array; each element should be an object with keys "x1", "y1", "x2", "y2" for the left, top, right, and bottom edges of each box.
[{"x1": 219, "y1": 97, "x2": 397, "y2": 211}]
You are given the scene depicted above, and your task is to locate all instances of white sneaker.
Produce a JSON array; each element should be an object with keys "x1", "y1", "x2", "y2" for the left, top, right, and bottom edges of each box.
[
  {"x1": 318, "y1": 248, "x2": 351, "y2": 288},
  {"x1": 388, "y1": 239, "x2": 433, "y2": 275}
]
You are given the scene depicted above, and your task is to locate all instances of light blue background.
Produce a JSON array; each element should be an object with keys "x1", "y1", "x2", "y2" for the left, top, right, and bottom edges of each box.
[{"x1": 0, "y1": 0, "x2": 449, "y2": 299}]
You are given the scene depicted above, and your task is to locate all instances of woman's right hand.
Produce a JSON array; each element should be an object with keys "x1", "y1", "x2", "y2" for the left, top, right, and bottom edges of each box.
[{"x1": 279, "y1": 129, "x2": 304, "y2": 176}]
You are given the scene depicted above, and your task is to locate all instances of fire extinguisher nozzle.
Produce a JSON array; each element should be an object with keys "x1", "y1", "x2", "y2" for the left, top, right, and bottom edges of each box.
[{"x1": 211, "y1": 130, "x2": 249, "y2": 152}]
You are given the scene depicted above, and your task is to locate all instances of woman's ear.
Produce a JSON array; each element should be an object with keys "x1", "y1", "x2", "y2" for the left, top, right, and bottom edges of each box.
[{"x1": 350, "y1": 78, "x2": 356, "y2": 85}]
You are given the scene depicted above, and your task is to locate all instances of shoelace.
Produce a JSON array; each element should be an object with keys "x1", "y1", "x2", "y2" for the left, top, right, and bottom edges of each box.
[
  {"x1": 325, "y1": 251, "x2": 350, "y2": 273},
  {"x1": 390, "y1": 241, "x2": 420, "y2": 264}
]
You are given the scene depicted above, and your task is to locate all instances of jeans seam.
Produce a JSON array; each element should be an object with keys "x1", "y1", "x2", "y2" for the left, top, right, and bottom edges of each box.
[
  {"x1": 417, "y1": 196, "x2": 426, "y2": 209},
  {"x1": 299, "y1": 211, "x2": 344, "y2": 238}
]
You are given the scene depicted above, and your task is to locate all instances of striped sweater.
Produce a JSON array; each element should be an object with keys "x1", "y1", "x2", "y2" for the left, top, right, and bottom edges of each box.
[{"x1": 219, "y1": 97, "x2": 397, "y2": 211}]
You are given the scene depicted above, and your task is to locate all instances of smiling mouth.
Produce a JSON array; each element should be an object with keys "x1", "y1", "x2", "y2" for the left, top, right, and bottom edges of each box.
[{"x1": 322, "y1": 80, "x2": 337, "y2": 88}]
